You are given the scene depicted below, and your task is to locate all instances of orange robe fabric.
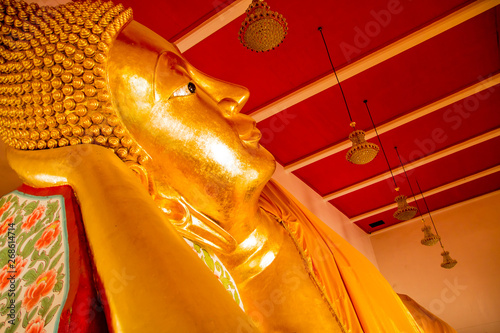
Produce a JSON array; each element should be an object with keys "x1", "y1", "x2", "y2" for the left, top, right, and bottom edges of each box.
[
  {"x1": 399, "y1": 294, "x2": 457, "y2": 333},
  {"x1": 260, "y1": 179, "x2": 425, "y2": 332}
]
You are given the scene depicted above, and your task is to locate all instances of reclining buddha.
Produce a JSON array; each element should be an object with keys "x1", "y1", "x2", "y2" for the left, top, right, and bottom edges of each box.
[{"x1": 0, "y1": 0, "x2": 456, "y2": 332}]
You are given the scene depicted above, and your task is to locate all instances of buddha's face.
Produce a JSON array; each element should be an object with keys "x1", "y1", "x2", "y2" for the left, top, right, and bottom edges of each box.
[{"x1": 109, "y1": 22, "x2": 275, "y2": 222}]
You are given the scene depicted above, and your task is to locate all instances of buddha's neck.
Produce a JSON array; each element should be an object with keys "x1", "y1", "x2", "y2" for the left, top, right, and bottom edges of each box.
[
  {"x1": 221, "y1": 200, "x2": 262, "y2": 240},
  {"x1": 215, "y1": 208, "x2": 285, "y2": 284},
  {"x1": 163, "y1": 185, "x2": 284, "y2": 283}
]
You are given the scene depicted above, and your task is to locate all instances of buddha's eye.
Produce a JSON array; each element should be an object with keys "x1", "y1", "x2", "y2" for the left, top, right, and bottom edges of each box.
[{"x1": 172, "y1": 82, "x2": 196, "y2": 98}]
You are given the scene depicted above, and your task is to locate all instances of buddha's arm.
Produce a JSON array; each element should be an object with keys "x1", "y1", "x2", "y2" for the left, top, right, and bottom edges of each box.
[{"x1": 7, "y1": 145, "x2": 258, "y2": 332}]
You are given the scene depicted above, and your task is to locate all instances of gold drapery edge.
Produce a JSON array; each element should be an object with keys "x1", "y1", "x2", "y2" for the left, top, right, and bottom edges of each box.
[{"x1": 268, "y1": 212, "x2": 348, "y2": 333}]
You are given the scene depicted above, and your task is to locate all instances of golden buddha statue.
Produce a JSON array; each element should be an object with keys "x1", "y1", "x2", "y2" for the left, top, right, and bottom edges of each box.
[{"x1": 0, "y1": 1, "x2": 456, "y2": 332}]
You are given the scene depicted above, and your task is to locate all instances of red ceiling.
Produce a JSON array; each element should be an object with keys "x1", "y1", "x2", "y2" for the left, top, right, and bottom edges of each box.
[
  {"x1": 259, "y1": 11, "x2": 500, "y2": 165},
  {"x1": 294, "y1": 86, "x2": 500, "y2": 195},
  {"x1": 118, "y1": 0, "x2": 237, "y2": 41},
  {"x1": 125, "y1": 0, "x2": 500, "y2": 234},
  {"x1": 183, "y1": 0, "x2": 475, "y2": 112},
  {"x1": 355, "y1": 171, "x2": 500, "y2": 233},
  {"x1": 331, "y1": 136, "x2": 500, "y2": 217}
]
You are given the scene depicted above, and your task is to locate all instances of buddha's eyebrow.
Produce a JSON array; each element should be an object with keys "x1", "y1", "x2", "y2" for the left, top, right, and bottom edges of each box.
[
  {"x1": 166, "y1": 52, "x2": 190, "y2": 76},
  {"x1": 153, "y1": 51, "x2": 193, "y2": 102},
  {"x1": 173, "y1": 63, "x2": 190, "y2": 78}
]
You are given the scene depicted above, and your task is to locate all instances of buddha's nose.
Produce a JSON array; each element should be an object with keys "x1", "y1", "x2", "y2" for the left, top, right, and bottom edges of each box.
[
  {"x1": 217, "y1": 98, "x2": 244, "y2": 116},
  {"x1": 194, "y1": 71, "x2": 249, "y2": 116}
]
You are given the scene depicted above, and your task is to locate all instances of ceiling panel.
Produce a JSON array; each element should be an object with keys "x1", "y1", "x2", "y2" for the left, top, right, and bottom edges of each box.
[
  {"x1": 257, "y1": 87, "x2": 351, "y2": 165},
  {"x1": 354, "y1": 171, "x2": 500, "y2": 233},
  {"x1": 119, "y1": 0, "x2": 237, "y2": 41},
  {"x1": 330, "y1": 135, "x2": 500, "y2": 217},
  {"x1": 258, "y1": 10, "x2": 500, "y2": 167},
  {"x1": 293, "y1": 86, "x2": 500, "y2": 195},
  {"x1": 183, "y1": 0, "x2": 472, "y2": 112}
]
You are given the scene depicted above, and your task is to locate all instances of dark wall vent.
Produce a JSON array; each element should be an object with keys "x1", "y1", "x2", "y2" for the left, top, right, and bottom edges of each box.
[{"x1": 369, "y1": 220, "x2": 385, "y2": 228}]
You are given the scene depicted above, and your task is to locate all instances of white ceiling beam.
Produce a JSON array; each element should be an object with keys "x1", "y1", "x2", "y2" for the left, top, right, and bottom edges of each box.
[
  {"x1": 175, "y1": 0, "x2": 251, "y2": 53},
  {"x1": 323, "y1": 128, "x2": 500, "y2": 201},
  {"x1": 286, "y1": 73, "x2": 500, "y2": 172},
  {"x1": 250, "y1": 0, "x2": 500, "y2": 122},
  {"x1": 349, "y1": 164, "x2": 500, "y2": 223}
]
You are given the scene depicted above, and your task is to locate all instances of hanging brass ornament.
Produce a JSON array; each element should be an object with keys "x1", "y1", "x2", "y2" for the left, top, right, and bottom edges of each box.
[
  {"x1": 346, "y1": 122, "x2": 379, "y2": 164},
  {"x1": 239, "y1": 0, "x2": 288, "y2": 52},
  {"x1": 440, "y1": 251, "x2": 458, "y2": 269},
  {"x1": 414, "y1": 180, "x2": 458, "y2": 269},
  {"x1": 393, "y1": 194, "x2": 418, "y2": 221},
  {"x1": 420, "y1": 224, "x2": 440, "y2": 246}
]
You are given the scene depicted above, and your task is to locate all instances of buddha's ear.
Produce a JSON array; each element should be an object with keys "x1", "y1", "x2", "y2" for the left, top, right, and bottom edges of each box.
[
  {"x1": 126, "y1": 162, "x2": 191, "y2": 227},
  {"x1": 124, "y1": 158, "x2": 236, "y2": 252},
  {"x1": 125, "y1": 161, "x2": 156, "y2": 196},
  {"x1": 154, "y1": 194, "x2": 237, "y2": 253},
  {"x1": 154, "y1": 194, "x2": 190, "y2": 229}
]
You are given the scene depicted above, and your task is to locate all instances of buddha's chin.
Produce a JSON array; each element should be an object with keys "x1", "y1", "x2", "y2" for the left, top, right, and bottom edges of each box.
[
  {"x1": 261, "y1": 156, "x2": 277, "y2": 186},
  {"x1": 252, "y1": 143, "x2": 277, "y2": 180}
]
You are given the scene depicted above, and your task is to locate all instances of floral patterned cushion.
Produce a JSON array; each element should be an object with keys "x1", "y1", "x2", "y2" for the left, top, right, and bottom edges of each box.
[
  {"x1": 0, "y1": 191, "x2": 69, "y2": 333},
  {"x1": 0, "y1": 185, "x2": 108, "y2": 333},
  {"x1": 0, "y1": 185, "x2": 243, "y2": 332}
]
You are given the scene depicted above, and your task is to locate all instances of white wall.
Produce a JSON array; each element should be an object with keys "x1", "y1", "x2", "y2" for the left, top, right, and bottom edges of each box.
[{"x1": 370, "y1": 190, "x2": 500, "y2": 332}]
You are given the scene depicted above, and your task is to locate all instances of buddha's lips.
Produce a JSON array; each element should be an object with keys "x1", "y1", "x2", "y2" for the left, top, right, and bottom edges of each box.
[{"x1": 240, "y1": 128, "x2": 262, "y2": 144}]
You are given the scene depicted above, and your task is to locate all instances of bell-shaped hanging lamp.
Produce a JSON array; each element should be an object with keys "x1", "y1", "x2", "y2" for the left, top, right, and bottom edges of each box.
[
  {"x1": 239, "y1": 0, "x2": 288, "y2": 52},
  {"x1": 346, "y1": 122, "x2": 379, "y2": 165},
  {"x1": 393, "y1": 194, "x2": 418, "y2": 221},
  {"x1": 318, "y1": 28, "x2": 379, "y2": 165},
  {"x1": 421, "y1": 224, "x2": 440, "y2": 246},
  {"x1": 441, "y1": 251, "x2": 458, "y2": 269},
  {"x1": 416, "y1": 179, "x2": 458, "y2": 269},
  {"x1": 394, "y1": 147, "x2": 442, "y2": 240}
]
